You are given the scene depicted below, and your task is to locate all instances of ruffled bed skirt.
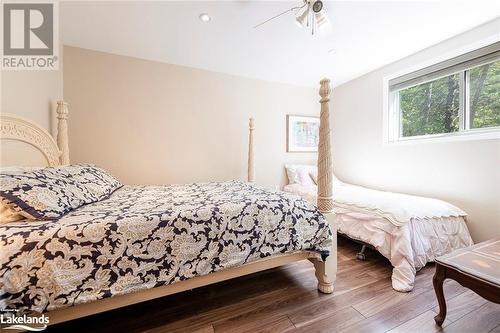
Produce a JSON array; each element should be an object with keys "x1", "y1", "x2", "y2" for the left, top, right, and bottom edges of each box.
[{"x1": 334, "y1": 207, "x2": 473, "y2": 291}]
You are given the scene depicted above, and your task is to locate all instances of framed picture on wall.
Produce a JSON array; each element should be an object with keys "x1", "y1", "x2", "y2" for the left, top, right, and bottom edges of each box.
[{"x1": 286, "y1": 115, "x2": 320, "y2": 152}]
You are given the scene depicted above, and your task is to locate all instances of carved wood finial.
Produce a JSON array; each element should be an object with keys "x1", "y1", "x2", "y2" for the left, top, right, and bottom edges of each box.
[
  {"x1": 56, "y1": 101, "x2": 70, "y2": 165},
  {"x1": 319, "y1": 78, "x2": 332, "y2": 101},
  {"x1": 248, "y1": 117, "x2": 255, "y2": 182},
  {"x1": 317, "y1": 78, "x2": 334, "y2": 213}
]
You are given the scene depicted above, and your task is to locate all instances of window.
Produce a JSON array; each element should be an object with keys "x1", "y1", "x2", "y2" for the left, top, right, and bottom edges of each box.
[
  {"x1": 387, "y1": 42, "x2": 500, "y2": 142},
  {"x1": 469, "y1": 62, "x2": 500, "y2": 129}
]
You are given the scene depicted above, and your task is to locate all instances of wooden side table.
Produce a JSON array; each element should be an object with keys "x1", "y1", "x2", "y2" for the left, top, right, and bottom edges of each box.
[{"x1": 433, "y1": 238, "x2": 500, "y2": 326}]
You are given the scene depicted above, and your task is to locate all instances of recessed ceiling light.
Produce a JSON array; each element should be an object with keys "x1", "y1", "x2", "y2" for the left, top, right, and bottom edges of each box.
[
  {"x1": 199, "y1": 13, "x2": 211, "y2": 23},
  {"x1": 328, "y1": 48, "x2": 337, "y2": 55}
]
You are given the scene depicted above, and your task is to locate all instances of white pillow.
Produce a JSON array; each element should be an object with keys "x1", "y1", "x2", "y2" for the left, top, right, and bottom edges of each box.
[
  {"x1": 285, "y1": 164, "x2": 316, "y2": 186},
  {"x1": 285, "y1": 165, "x2": 299, "y2": 184}
]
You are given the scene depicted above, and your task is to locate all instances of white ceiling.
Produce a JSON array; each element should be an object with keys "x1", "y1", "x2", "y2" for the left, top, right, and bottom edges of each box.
[{"x1": 61, "y1": 1, "x2": 500, "y2": 87}]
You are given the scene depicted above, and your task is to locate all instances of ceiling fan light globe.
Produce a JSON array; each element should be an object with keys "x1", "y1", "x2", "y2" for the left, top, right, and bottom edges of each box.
[
  {"x1": 315, "y1": 12, "x2": 328, "y2": 28},
  {"x1": 295, "y1": 6, "x2": 309, "y2": 27}
]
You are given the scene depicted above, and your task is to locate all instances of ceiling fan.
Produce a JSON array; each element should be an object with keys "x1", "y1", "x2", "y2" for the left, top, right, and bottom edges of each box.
[{"x1": 253, "y1": 0, "x2": 330, "y2": 35}]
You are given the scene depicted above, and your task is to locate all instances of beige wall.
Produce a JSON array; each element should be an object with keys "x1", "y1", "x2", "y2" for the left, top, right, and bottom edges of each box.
[
  {"x1": 63, "y1": 46, "x2": 319, "y2": 188},
  {"x1": 1, "y1": 62, "x2": 63, "y2": 135},
  {"x1": 331, "y1": 20, "x2": 500, "y2": 242}
]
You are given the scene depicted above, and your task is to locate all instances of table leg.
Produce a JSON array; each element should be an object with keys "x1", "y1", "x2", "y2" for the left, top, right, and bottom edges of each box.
[{"x1": 433, "y1": 264, "x2": 447, "y2": 326}]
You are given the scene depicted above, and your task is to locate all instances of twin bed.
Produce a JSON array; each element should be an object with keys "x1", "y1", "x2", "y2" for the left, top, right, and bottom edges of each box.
[
  {"x1": 283, "y1": 167, "x2": 473, "y2": 291},
  {"x1": 0, "y1": 80, "x2": 337, "y2": 326}
]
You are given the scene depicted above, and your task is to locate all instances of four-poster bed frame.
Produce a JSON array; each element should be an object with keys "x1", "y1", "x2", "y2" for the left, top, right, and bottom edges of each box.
[{"x1": 0, "y1": 79, "x2": 336, "y2": 325}]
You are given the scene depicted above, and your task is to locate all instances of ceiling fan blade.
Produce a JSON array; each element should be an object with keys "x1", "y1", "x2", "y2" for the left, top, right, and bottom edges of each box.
[{"x1": 253, "y1": 3, "x2": 307, "y2": 29}]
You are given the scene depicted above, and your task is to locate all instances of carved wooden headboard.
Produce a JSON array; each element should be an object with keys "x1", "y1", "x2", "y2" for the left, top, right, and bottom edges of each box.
[{"x1": 0, "y1": 101, "x2": 69, "y2": 167}]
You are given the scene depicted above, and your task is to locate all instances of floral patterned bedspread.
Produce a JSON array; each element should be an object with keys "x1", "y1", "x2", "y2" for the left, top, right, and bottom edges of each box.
[{"x1": 0, "y1": 181, "x2": 331, "y2": 313}]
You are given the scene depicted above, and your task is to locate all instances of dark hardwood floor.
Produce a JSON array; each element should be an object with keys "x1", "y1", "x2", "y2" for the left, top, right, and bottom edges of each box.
[{"x1": 49, "y1": 237, "x2": 500, "y2": 333}]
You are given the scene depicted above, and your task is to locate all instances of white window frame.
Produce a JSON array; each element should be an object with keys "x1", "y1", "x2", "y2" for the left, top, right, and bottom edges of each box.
[{"x1": 383, "y1": 36, "x2": 500, "y2": 145}]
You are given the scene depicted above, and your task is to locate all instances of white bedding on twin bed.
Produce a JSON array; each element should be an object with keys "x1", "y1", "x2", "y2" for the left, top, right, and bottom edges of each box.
[
  {"x1": 332, "y1": 181, "x2": 466, "y2": 226},
  {"x1": 283, "y1": 183, "x2": 473, "y2": 291},
  {"x1": 334, "y1": 207, "x2": 472, "y2": 291}
]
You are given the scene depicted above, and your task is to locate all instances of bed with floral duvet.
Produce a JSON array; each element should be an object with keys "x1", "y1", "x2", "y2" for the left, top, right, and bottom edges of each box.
[{"x1": 0, "y1": 164, "x2": 332, "y2": 314}]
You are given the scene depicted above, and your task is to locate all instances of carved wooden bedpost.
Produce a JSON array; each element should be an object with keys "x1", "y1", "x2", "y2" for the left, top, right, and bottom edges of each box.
[
  {"x1": 317, "y1": 78, "x2": 334, "y2": 214},
  {"x1": 247, "y1": 117, "x2": 255, "y2": 182},
  {"x1": 56, "y1": 101, "x2": 70, "y2": 165},
  {"x1": 311, "y1": 78, "x2": 337, "y2": 294}
]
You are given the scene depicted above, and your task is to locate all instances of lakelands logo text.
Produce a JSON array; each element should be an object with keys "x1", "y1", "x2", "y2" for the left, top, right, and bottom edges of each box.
[
  {"x1": 1, "y1": 1, "x2": 59, "y2": 70},
  {"x1": 0, "y1": 310, "x2": 49, "y2": 331}
]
